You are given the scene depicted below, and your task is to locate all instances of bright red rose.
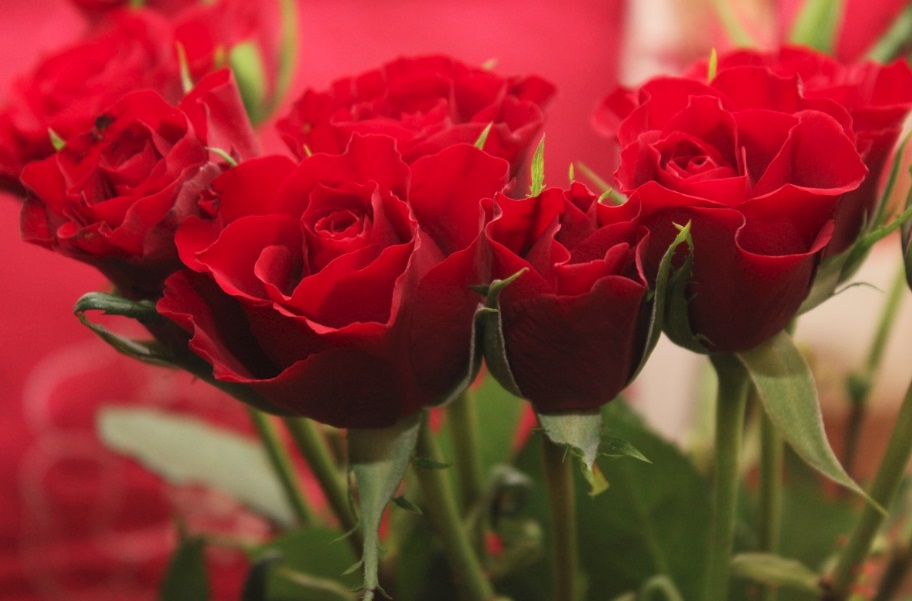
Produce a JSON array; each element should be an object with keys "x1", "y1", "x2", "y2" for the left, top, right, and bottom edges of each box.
[
  {"x1": 0, "y1": 11, "x2": 182, "y2": 192},
  {"x1": 485, "y1": 184, "x2": 649, "y2": 412},
  {"x1": 686, "y1": 47, "x2": 912, "y2": 255},
  {"x1": 20, "y1": 70, "x2": 255, "y2": 299},
  {"x1": 158, "y1": 135, "x2": 510, "y2": 427},
  {"x1": 276, "y1": 55, "x2": 555, "y2": 174},
  {"x1": 606, "y1": 66, "x2": 867, "y2": 352}
]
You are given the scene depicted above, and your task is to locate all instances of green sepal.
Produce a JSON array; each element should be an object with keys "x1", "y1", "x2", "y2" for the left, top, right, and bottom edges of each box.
[
  {"x1": 707, "y1": 48, "x2": 718, "y2": 82},
  {"x1": 530, "y1": 134, "x2": 545, "y2": 196},
  {"x1": 630, "y1": 221, "x2": 692, "y2": 378},
  {"x1": 656, "y1": 223, "x2": 710, "y2": 353},
  {"x1": 575, "y1": 161, "x2": 626, "y2": 205},
  {"x1": 48, "y1": 128, "x2": 65, "y2": 151},
  {"x1": 160, "y1": 529, "x2": 209, "y2": 601},
  {"x1": 730, "y1": 553, "x2": 822, "y2": 594},
  {"x1": 568, "y1": 162, "x2": 575, "y2": 183},
  {"x1": 229, "y1": 41, "x2": 269, "y2": 125},
  {"x1": 175, "y1": 41, "x2": 194, "y2": 94},
  {"x1": 788, "y1": 0, "x2": 845, "y2": 53},
  {"x1": 74, "y1": 292, "x2": 175, "y2": 367},
  {"x1": 474, "y1": 122, "x2": 493, "y2": 150},
  {"x1": 737, "y1": 332, "x2": 882, "y2": 512},
  {"x1": 348, "y1": 414, "x2": 421, "y2": 601},
  {"x1": 539, "y1": 412, "x2": 608, "y2": 496},
  {"x1": 477, "y1": 269, "x2": 528, "y2": 397},
  {"x1": 207, "y1": 146, "x2": 238, "y2": 167},
  {"x1": 600, "y1": 437, "x2": 651, "y2": 463}
]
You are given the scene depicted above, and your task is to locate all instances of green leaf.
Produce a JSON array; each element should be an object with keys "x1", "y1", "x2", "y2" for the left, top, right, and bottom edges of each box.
[
  {"x1": 730, "y1": 553, "x2": 821, "y2": 594},
  {"x1": 539, "y1": 412, "x2": 609, "y2": 496},
  {"x1": 737, "y1": 332, "x2": 878, "y2": 510},
  {"x1": 498, "y1": 400, "x2": 710, "y2": 601},
  {"x1": 160, "y1": 534, "x2": 209, "y2": 601},
  {"x1": 97, "y1": 407, "x2": 295, "y2": 525},
  {"x1": 256, "y1": 528, "x2": 360, "y2": 601},
  {"x1": 241, "y1": 551, "x2": 282, "y2": 601},
  {"x1": 348, "y1": 414, "x2": 421, "y2": 600},
  {"x1": 788, "y1": 0, "x2": 845, "y2": 53},
  {"x1": 866, "y1": 3, "x2": 912, "y2": 62},
  {"x1": 230, "y1": 41, "x2": 269, "y2": 125},
  {"x1": 631, "y1": 221, "x2": 692, "y2": 379},
  {"x1": 474, "y1": 122, "x2": 493, "y2": 150},
  {"x1": 530, "y1": 134, "x2": 545, "y2": 196}
]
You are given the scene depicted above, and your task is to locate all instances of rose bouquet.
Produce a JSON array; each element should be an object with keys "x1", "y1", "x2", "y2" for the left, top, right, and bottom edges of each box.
[{"x1": 5, "y1": 1, "x2": 912, "y2": 600}]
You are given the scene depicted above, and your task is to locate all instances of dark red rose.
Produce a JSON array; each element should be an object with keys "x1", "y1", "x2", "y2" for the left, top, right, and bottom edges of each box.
[
  {"x1": 485, "y1": 183, "x2": 650, "y2": 412},
  {"x1": 20, "y1": 70, "x2": 255, "y2": 299},
  {"x1": 686, "y1": 47, "x2": 912, "y2": 255},
  {"x1": 276, "y1": 55, "x2": 555, "y2": 174},
  {"x1": 157, "y1": 135, "x2": 510, "y2": 427},
  {"x1": 606, "y1": 66, "x2": 867, "y2": 352},
  {"x1": 0, "y1": 11, "x2": 182, "y2": 192},
  {"x1": 70, "y1": 0, "x2": 198, "y2": 16}
]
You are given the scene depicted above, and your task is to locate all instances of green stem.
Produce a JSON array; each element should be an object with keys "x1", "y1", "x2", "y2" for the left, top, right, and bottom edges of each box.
[
  {"x1": 246, "y1": 407, "x2": 313, "y2": 525},
  {"x1": 448, "y1": 389, "x2": 486, "y2": 513},
  {"x1": 873, "y1": 544, "x2": 912, "y2": 601},
  {"x1": 542, "y1": 435, "x2": 578, "y2": 601},
  {"x1": 866, "y1": 3, "x2": 912, "y2": 62},
  {"x1": 414, "y1": 416, "x2": 496, "y2": 601},
  {"x1": 283, "y1": 418, "x2": 361, "y2": 549},
  {"x1": 758, "y1": 407, "x2": 783, "y2": 601},
  {"x1": 828, "y1": 376, "x2": 912, "y2": 599},
  {"x1": 704, "y1": 354, "x2": 751, "y2": 601},
  {"x1": 843, "y1": 266, "x2": 906, "y2": 475}
]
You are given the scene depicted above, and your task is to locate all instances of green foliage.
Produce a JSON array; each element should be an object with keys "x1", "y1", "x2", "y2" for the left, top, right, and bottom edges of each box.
[
  {"x1": 230, "y1": 41, "x2": 268, "y2": 125},
  {"x1": 788, "y1": 0, "x2": 844, "y2": 53},
  {"x1": 159, "y1": 533, "x2": 209, "y2": 601},
  {"x1": 738, "y1": 333, "x2": 875, "y2": 508},
  {"x1": 255, "y1": 528, "x2": 360, "y2": 601}
]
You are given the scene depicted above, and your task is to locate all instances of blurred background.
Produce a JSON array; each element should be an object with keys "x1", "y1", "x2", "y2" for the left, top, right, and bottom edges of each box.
[{"x1": 0, "y1": 0, "x2": 909, "y2": 599}]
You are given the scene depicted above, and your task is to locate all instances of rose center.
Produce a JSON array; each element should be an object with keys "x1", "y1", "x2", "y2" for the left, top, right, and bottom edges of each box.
[{"x1": 314, "y1": 210, "x2": 363, "y2": 238}]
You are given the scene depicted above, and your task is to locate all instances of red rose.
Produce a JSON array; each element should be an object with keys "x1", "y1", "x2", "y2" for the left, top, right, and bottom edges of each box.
[
  {"x1": 157, "y1": 135, "x2": 510, "y2": 427},
  {"x1": 0, "y1": 11, "x2": 181, "y2": 192},
  {"x1": 485, "y1": 184, "x2": 650, "y2": 412},
  {"x1": 70, "y1": 0, "x2": 198, "y2": 16},
  {"x1": 276, "y1": 55, "x2": 555, "y2": 174},
  {"x1": 607, "y1": 66, "x2": 867, "y2": 352},
  {"x1": 687, "y1": 47, "x2": 912, "y2": 255},
  {"x1": 20, "y1": 70, "x2": 255, "y2": 299}
]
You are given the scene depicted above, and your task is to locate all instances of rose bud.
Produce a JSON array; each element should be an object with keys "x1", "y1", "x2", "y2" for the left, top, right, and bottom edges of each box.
[
  {"x1": 157, "y1": 135, "x2": 511, "y2": 427},
  {"x1": 20, "y1": 70, "x2": 256, "y2": 300},
  {"x1": 686, "y1": 47, "x2": 912, "y2": 255},
  {"x1": 606, "y1": 65, "x2": 867, "y2": 353},
  {"x1": 484, "y1": 184, "x2": 650, "y2": 412},
  {"x1": 276, "y1": 55, "x2": 555, "y2": 174},
  {"x1": 0, "y1": 11, "x2": 181, "y2": 193}
]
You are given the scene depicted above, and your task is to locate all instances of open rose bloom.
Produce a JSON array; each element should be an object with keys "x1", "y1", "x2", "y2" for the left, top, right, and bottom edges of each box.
[{"x1": 603, "y1": 62, "x2": 869, "y2": 352}]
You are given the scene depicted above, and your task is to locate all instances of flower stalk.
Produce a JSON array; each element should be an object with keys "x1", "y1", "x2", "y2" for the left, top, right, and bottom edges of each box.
[
  {"x1": 542, "y1": 434, "x2": 579, "y2": 601},
  {"x1": 414, "y1": 415, "x2": 496, "y2": 601},
  {"x1": 246, "y1": 407, "x2": 313, "y2": 525},
  {"x1": 448, "y1": 389, "x2": 486, "y2": 513},
  {"x1": 828, "y1": 375, "x2": 912, "y2": 598},
  {"x1": 704, "y1": 354, "x2": 751, "y2": 601},
  {"x1": 758, "y1": 408, "x2": 783, "y2": 601}
]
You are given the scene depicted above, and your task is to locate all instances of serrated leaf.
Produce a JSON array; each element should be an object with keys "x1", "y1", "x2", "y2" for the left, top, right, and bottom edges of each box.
[
  {"x1": 348, "y1": 414, "x2": 421, "y2": 601},
  {"x1": 539, "y1": 412, "x2": 607, "y2": 495},
  {"x1": 160, "y1": 535, "x2": 209, "y2": 601},
  {"x1": 530, "y1": 134, "x2": 545, "y2": 196},
  {"x1": 631, "y1": 221, "x2": 692, "y2": 378},
  {"x1": 474, "y1": 122, "x2": 493, "y2": 150},
  {"x1": 98, "y1": 407, "x2": 294, "y2": 525},
  {"x1": 600, "y1": 437, "x2": 651, "y2": 463},
  {"x1": 730, "y1": 553, "x2": 821, "y2": 594},
  {"x1": 737, "y1": 332, "x2": 879, "y2": 510}
]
